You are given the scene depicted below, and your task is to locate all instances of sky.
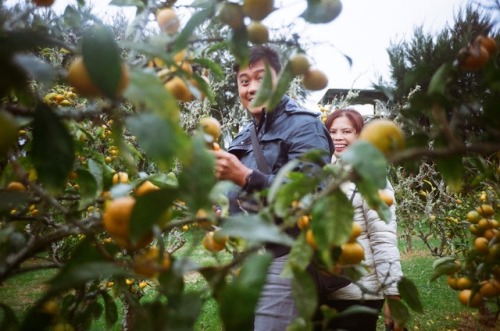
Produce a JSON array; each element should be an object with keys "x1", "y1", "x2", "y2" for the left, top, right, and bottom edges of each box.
[{"x1": 7, "y1": 0, "x2": 483, "y2": 106}]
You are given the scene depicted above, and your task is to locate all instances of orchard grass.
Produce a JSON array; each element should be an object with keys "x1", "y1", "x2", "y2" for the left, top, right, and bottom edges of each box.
[{"x1": 1, "y1": 235, "x2": 498, "y2": 330}]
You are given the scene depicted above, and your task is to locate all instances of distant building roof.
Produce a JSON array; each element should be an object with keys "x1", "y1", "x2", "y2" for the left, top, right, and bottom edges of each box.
[{"x1": 319, "y1": 88, "x2": 389, "y2": 106}]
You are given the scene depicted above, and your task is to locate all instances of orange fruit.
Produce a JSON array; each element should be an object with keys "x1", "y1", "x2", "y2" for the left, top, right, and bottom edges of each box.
[
  {"x1": 199, "y1": 117, "x2": 221, "y2": 141},
  {"x1": 135, "y1": 180, "x2": 159, "y2": 196},
  {"x1": 476, "y1": 35, "x2": 498, "y2": 55},
  {"x1": 456, "y1": 277, "x2": 473, "y2": 290},
  {"x1": 7, "y1": 181, "x2": 26, "y2": 192},
  {"x1": 247, "y1": 21, "x2": 269, "y2": 44},
  {"x1": 164, "y1": 76, "x2": 193, "y2": 102},
  {"x1": 103, "y1": 196, "x2": 153, "y2": 250},
  {"x1": 301, "y1": 68, "x2": 328, "y2": 91},
  {"x1": 202, "y1": 231, "x2": 227, "y2": 252},
  {"x1": 489, "y1": 243, "x2": 500, "y2": 259},
  {"x1": 306, "y1": 229, "x2": 317, "y2": 250},
  {"x1": 359, "y1": 119, "x2": 405, "y2": 156},
  {"x1": 474, "y1": 237, "x2": 489, "y2": 255},
  {"x1": 67, "y1": 56, "x2": 129, "y2": 98},
  {"x1": 32, "y1": 0, "x2": 55, "y2": 6},
  {"x1": 467, "y1": 210, "x2": 481, "y2": 224},
  {"x1": 477, "y1": 204, "x2": 495, "y2": 217},
  {"x1": 458, "y1": 289, "x2": 482, "y2": 307},
  {"x1": 133, "y1": 247, "x2": 171, "y2": 278},
  {"x1": 338, "y1": 242, "x2": 365, "y2": 265},
  {"x1": 297, "y1": 215, "x2": 310, "y2": 230},
  {"x1": 478, "y1": 218, "x2": 493, "y2": 231},
  {"x1": 483, "y1": 228, "x2": 499, "y2": 240},
  {"x1": 289, "y1": 54, "x2": 310, "y2": 76},
  {"x1": 103, "y1": 196, "x2": 135, "y2": 240},
  {"x1": 212, "y1": 142, "x2": 221, "y2": 151},
  {"x1": 169, "y1": 61, "x2": 193, "y2": 75},
  {"x1": 242, "y1": 0, "x2": 274, "y2": 21},
  {"x1": 479, "y1": 280, "x2": 500, "y2": 297},
  {"x1": 447, "y1": 276, "x2": 459, "y2": 290},
  {"x1": 378, "y1": 190, "x2": 394, "y2": 206},
  {"x1": 156, "y1": 8, "x2": 180, "y2": 35},
  {"x1": 459, "y1": 45, "x2": 490, "y2": 71},
  {"x1": 218, "y1": 2, "x2": 245, "y2": 29},
  {"x1": 348, "y1": 222, "x2": 362, "y2": 242},
  {"x1": 469, "y1": 224, "x2": 482, "y2": 236},
  {"x1": 112, "y1": 172, "x2": 129, "y2": 184}
]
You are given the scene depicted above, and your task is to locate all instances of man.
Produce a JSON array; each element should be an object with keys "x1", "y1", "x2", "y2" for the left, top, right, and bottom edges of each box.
[{"x1": 213, "y1": 45, "x2": 333, "y2": 330}]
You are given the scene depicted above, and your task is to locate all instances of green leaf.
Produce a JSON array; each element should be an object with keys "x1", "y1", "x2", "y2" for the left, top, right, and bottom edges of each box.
[
  {"x1": 101, "y1": 291, "x2": 118, "y2": 328},
  {"x1": 436, "y1": 155, "x2": 463, "y2": 193},
  {"x1": 219, "y1": 253, "x2": 272, "y2": 331},
  {"x1": 32, "y1": 103, "x2": 74, "y2": 193},
  {"x1": 386, "y1": 298, "x2": 410, "y2": 325},
  {"x1": 175, "y1": 7, "x2": 214, "y2": 52},
  {"x1": 251, "y1": 63, "x2": 274, "y2": 108},
  {"x1": 0, "y1": 303, "x2": 20, "y2": 331},
  {"x1": 126, "y1": 113, "x2": 191, "y2": 170},
  {"x1": 286, "y1": 234, "x2": 314, "y2": 275},
  {"x1": 126, "y1": 68, "x2": 180, "y2": 119},
  {"x1": 230, "y1": 27, "x2": 249, "y2": 68},
  {"x1": 177, "y1": 135, "x2": 217, "y2": 213},
  {"x1": 75, "y1": 168, "x2": 99, "y2": 209},
  {"x1": 291, "y1": 264, "x2": 317, "y2": 320},
  {"x1": 430, "y1": 257, "x2": 459, "y2": 281},
  {"x1": 267, "y1": 68, "x2": 294, "y2": 111},
  {"x1": 311, "y1": 190, "x2": 353, "y2": 249},
  {"x1": 13, "y1": 54, "x2": 55, "y2": 87},
  {"x1": 129, "y1": 188, "x2": 178, "y2": 243},
  {"x1": 301, "y1": 0, "x2": 343, "y2": 24},
  {"x1": 48, "y1": 261, "x2": 128, "y2": 296},
  {"x1": 335, "y1": 304, "x2": 379, "y2": 318},
  {"x1": 87, "y1": 159, "x2": 103, "y2": 193},
  {"x1": 82, "y1": 24, "x2": 123, "y2": 99},
  {"x1": 398, "y1": 277, "x2": 423, "y2": 313},
  {"x1": 193, "y1": 57, "x2": 224, "y2": 80},
  {"x1": 427, "y1": 63, "x2": 454, "y2": 96},
  {"x1": 221, "y1": 214, "x2": 294, "y2": 247},
  {"x1": 63, "y1": 5, "x2": 82, "y2": 28},
  {"x1": 268, "y1": 160, "x2": 300, "y2": 205},
  {"x1": 356, "y1": 178, "x2": 392, "y2": 223},
  {"x1": 273, "y1": 173, "x2": 320, "y2": 219},
  {"x1": 341, "y1": 140, "x2": 387, "y2": 189}
]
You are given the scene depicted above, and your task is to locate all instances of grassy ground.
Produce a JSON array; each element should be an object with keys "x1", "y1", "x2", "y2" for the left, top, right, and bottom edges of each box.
[{"x1": 1, "y1": 236, "x2": 499, "y2": 330}]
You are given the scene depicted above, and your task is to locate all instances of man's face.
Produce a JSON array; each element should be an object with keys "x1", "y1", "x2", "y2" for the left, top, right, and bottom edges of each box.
[{"x1": 236, "y1": 59, "x2": 278, "y2": 120}]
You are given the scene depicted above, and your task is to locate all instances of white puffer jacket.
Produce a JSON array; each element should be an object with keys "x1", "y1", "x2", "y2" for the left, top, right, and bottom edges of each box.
[{"x1": 329, "y1": 181, "x2": 403, "y2": 300}]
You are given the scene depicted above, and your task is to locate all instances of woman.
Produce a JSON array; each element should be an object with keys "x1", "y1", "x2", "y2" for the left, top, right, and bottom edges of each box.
[{"x1": 323, "y1": 109, "x2": 404, "y2": 331}]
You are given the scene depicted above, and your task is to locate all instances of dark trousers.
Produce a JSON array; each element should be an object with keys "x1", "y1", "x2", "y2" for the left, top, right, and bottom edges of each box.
[{"x1": 314, "y1": 299, "x2": 385, "y2": 331}]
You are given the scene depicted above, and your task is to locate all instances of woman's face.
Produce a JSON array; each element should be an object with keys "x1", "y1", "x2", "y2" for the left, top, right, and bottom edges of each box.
[{"x1": 329, "y1": 116, "x2": 359, "y2": 157}]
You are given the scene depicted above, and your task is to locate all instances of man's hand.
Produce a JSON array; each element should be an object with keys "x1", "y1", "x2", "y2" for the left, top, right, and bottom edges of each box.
[{"x1": 213, "y1": 150, "x2": 252, "y2": 187}]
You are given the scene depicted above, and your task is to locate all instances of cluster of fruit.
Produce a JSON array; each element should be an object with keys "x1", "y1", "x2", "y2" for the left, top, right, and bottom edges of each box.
[
  {"x1": 459, "y1": 34, "x2": 498, "y2": 71},
  {"x1": 216, "y1": 0, "x2": 274, "y2": 45},
  {"x1": 446, "y1": 203, "x2": 500, "y2": 307},
  {"x1": 43, "y1": 87, "x2": 77, "y2": 107},
  {"x1": 304, "y1": 212, "x2": 365, "y2": 269},
  {"x1": 153, "y1": 8, "x2": 210, "y2": 103},
  {"x1": 102, "y1": 172, "x2": 159, "y2": 250}
]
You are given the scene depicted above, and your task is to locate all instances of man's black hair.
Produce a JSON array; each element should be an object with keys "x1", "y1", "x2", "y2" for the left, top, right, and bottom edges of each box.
[{"x1": 233, "y1": 45, "x2": 282, "y2": 74}]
